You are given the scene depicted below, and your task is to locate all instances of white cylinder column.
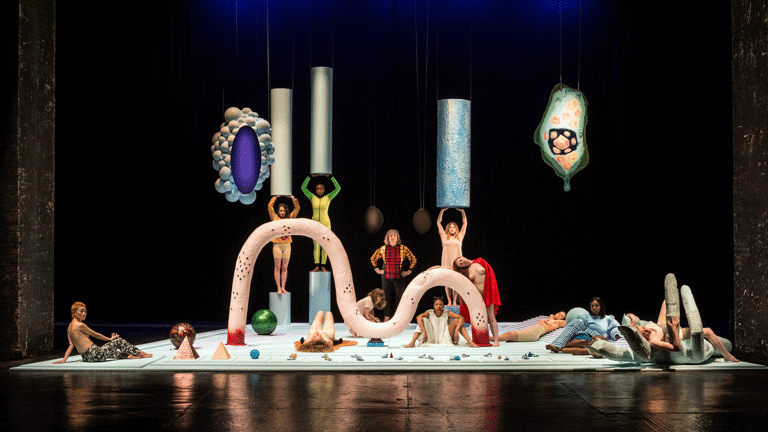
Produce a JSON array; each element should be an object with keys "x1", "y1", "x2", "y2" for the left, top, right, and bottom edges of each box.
[
  {"x1": 270, "y1": 88, "x2": 293, "y2": 196},
  {"x1": 310, "y1": 67, "x2": 333, "y2": 175}
]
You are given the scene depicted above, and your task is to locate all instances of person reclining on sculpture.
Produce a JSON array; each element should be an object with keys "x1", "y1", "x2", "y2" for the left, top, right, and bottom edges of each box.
[
  {"x1": 586, "y1": 275, "x2": 738, "y2": 364},
  {"x1": 498, "y1": 311, "x2": 566, "y2": 343},
  {"x1": 453, "y1": 256, "x2": 502, "y2": 346},
  {"x1": 403, "y1": 296, "x2": 479, "y2": 348},
  {"x1": 54, "y1": 302, "x2": 152, "y2": 363},
  {"x1": 626, "y1": 300, "x2": 738, "y2": 362},
  {"x1": 546, "y1": 297, "x2": 622, "y2": 354}
]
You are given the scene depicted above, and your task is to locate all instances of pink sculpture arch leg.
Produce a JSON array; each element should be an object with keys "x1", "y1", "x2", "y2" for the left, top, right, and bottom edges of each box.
[{"x1": 226, "y1": 218, "x2": 488, "y2": 344}]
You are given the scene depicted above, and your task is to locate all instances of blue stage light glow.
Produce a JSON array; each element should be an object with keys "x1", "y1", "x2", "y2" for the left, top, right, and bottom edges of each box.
[{"x1": 533, "y1": 0, "x2": 580, "y2": 13}]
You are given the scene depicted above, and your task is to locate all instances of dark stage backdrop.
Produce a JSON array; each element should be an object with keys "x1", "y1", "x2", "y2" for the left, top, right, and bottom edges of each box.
[{"x1": 53, "y1": 1, "x2": 733, "y2": 328}]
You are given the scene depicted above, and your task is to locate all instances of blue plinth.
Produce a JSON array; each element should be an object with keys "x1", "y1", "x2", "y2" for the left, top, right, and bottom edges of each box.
[
  {"x1": 309, "y1": 272, "x2": 332, "y2": 321},
  {"x1": 269, "y1": 292, "x2": 291, "y2": 325}
]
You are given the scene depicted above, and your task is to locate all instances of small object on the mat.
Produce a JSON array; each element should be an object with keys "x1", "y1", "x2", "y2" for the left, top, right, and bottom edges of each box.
[
  {"x1": 169, "y1": 322, "x2": 196, "y2": 349},
  {"x1": 461, "y1": 354, "x2": 469, "y2": 358},
  {"x1": 505, "y1": 356, "x2": 510, "y2": 361},
  {"x1": 526, "y1": 351, "x2": 539, "y2": 357},
  {"x1": 367, "y1": 338, "x2": 384, "y2": 347},
  {"x1": 397, "y1": 356, "x2": 404, "y2": 360},
  {"x1": 211, "y1": 342, "x2": 231, "y2": 360},
  {"x1": 484, "y1": 353, "x2": 492, "y2": 357},
  {"x1": 251, "y1": 309, "x2": 278, "y2": 335},
  {"x1": 498, "y1": 355, "x2": 502, "y2": 359},
  {"x1": 322, "y1": 354, "x2": 331, "y2": 361},
  {"x1": 390, "y1": 353, "x2": 393, "y2": 358},
  {"x1": 250, "y1": 349, "x2": 260, "y2": 359},
  {"x1": 419, "y1": 354, "x2": 426, "y2": 358},
  {"x1": 450, "y1": 355, "x2": 461, "y2": 361},
  {"x1": 173, "y1": 336, "x2": 199, "y2": 360}
]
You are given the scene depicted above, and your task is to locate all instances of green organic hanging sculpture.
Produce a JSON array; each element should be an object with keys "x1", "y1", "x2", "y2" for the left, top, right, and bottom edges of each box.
[{"x1": 534, "y1": 84, "x2": 589, "y2": 191}]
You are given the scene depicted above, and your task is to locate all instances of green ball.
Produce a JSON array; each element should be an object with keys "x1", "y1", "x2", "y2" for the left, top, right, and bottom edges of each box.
[{"x1": 251, "y1": 309, "x2": 277, "y2": 335}]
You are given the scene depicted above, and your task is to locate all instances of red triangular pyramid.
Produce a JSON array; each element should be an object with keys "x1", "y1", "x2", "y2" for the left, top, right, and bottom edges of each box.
[
  {"x1": 211, "y1": 341, "x2": 231, "y2": 360},
  {"x1": 174, "y1": 336, "x2": 199, "y2": 360}
]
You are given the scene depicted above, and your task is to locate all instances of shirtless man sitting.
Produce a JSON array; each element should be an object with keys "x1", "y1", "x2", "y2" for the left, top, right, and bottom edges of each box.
[{"x1": 53, "y1": 302, "x2": 152, "y2": 364}]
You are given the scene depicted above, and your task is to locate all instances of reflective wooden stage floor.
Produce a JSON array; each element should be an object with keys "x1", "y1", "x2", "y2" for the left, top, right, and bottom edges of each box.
[
  {"x1": 4, "y1": 359, "x2": 768, "y2": 431},
  {"x1": 3, "y1": 325, "x2": 767, "y2": 431}
]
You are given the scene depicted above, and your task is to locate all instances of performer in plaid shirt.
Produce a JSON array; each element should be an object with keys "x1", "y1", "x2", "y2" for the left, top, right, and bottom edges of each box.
[{"x1": 370, "y1": 229, "x2": 417, "y2": 320}]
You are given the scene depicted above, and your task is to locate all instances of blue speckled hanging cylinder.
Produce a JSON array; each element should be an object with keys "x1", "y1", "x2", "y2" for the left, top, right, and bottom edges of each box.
[
  {"x1": 310, "y1": 67, "x2": 333, "y2": 175},
  {"x1": 436, "y1": 99, "x2": 471, "y2": 208}
]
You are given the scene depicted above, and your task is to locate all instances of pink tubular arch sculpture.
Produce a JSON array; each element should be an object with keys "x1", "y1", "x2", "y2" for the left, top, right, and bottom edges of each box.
[{"x1": 226, "y1": 218, "x2": 489, "y2": 345}]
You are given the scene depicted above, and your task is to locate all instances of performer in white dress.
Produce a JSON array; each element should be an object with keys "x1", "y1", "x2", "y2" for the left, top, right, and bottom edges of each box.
[{"x1": 403, "y1": 297, "x2": 478, "y2": 348}]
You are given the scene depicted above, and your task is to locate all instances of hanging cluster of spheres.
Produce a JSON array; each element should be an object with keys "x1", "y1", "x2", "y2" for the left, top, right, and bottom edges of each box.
[{"x1": 211, "y1": 107, "x2": 275, "y2": 204}]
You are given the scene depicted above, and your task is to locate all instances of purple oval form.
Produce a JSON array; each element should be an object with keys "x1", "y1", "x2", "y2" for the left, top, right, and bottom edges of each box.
[{"x1": 230, "y1": 126, "x2": 260, "y2": 195}]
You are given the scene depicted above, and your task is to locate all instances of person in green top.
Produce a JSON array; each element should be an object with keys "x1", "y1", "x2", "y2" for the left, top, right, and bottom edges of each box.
[{"x1": 301, "y1": 174, "x2": 340, "y2": 272}]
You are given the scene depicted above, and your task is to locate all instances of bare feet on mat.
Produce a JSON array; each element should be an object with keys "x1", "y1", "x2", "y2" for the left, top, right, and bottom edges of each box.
[
  {"x1": 546, "y1": 344, "x2": 560, "y2": 353},
  {"x1": 561, "y1": 347, "x2": 590, "y2": 355},
  {"x1": 128, "y1": 352, "x2": 152, "y2": 359}
]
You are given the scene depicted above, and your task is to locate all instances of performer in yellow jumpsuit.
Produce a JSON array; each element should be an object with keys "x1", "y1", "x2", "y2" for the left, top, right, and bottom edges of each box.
[{"x1": 301, "y1": 174, "x2": 340, "y2": 272}]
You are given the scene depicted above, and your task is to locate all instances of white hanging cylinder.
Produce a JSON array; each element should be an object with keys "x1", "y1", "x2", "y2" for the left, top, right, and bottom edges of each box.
[
  {"x1": 310, "y1": 67, "x2": 333, "y2": 175},
  {"x1": 436, "y1": 99, "x2": 471, "y2": 208},
  {"x1": 270, "y1": 88, "x2": 293, "y2": 196}
]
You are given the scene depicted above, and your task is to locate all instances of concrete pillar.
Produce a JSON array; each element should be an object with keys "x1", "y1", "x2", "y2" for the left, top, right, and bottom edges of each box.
[
  {"x1": 0, "y1": 0, "x2": 56, "y2": 360},
  {"x1": 733, "y1": 0, "x2": 768, "y2": 363}
]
